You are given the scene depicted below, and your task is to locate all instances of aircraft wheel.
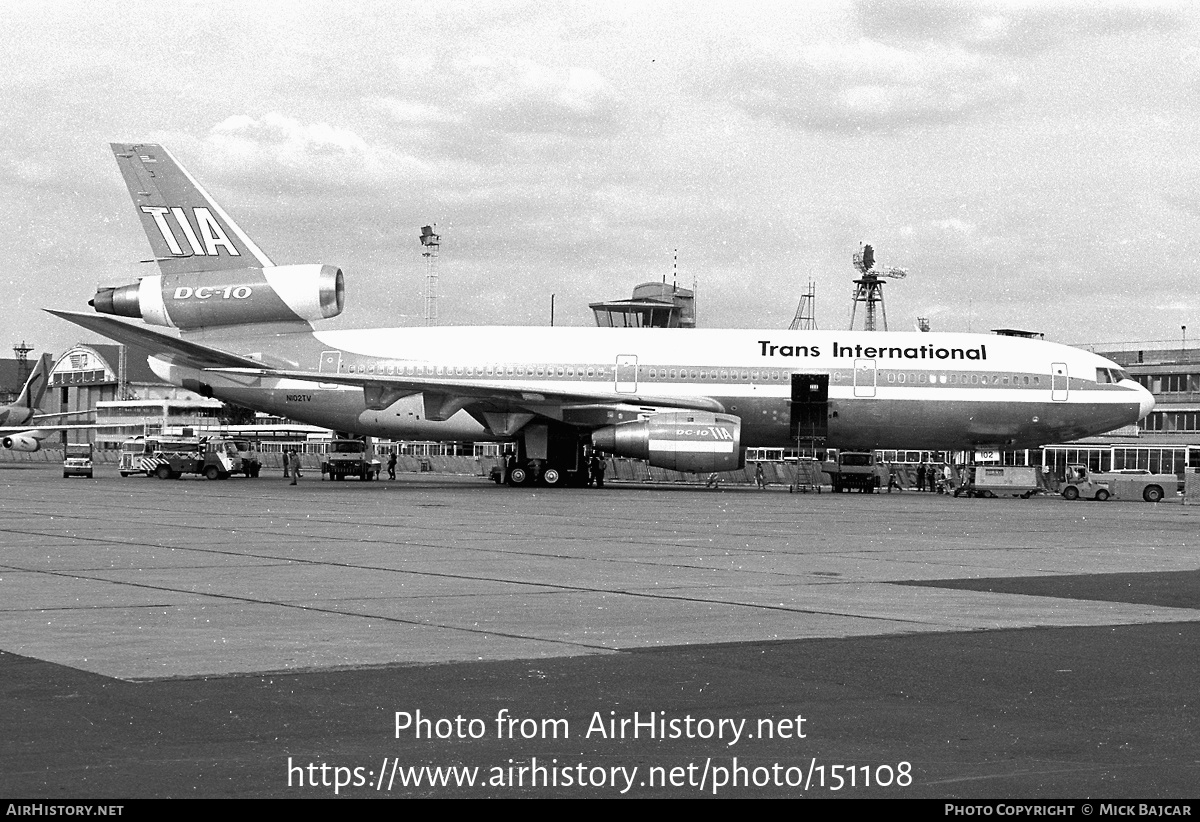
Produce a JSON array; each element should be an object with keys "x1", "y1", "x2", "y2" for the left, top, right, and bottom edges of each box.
[
  {"x1": 1094, "y1": 489, "x2": 1110, "y2": 501},
  {"x1": 204, "y1": 466, "x2": 221, "y2": 481},
  {"x1": 156, "y1": 465, "x2": 172, "y2": 480},
  {"x1": 1143, "y1": 485, "x2": 1164, "y2": 503},
  {"x1": 1062, "y1": 486, "x2": 1079, "y2": 501},
  {"x1": 542, "y1": 468, "x2": 562, "y2": 487},
  {"x1": 508, "y1": 467, "x2": 529, "y2": 486},
  {"x1": 984, "y1": 491, "x2": 996, "y2": 498}
]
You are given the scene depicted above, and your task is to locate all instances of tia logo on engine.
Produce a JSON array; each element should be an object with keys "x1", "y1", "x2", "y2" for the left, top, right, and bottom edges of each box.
[
  {"x1": 140, "y1": 206, "x2": 241, "y2": 257},
  {"x1": 676, "y1": 426, "x2": 734, "y2": 440},
  {"x1": 173, "y1": 286, "x2": 253, "y2": 300}
]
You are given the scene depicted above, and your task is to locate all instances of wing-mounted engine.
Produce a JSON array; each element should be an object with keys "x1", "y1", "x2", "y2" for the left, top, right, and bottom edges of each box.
[
  {"x1": 591, "y1": 411, "x2": 743, "y2": 473},
  {"x1": 90, "y1": 264, "x2": 344, "y2": 329},
  {"x1": 2, "y1": 434, "x2": 41, "y2": 452}
]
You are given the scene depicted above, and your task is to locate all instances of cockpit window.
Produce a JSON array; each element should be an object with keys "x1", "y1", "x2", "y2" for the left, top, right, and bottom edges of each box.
[{"x1": 1096, "y1": 368, "x2": 1127, "y2": 384}]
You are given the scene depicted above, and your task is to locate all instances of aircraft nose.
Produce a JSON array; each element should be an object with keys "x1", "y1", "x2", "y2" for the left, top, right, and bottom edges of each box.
[{"x1": 1127, "y1": 380, "x2": 1155, "y2": 420}]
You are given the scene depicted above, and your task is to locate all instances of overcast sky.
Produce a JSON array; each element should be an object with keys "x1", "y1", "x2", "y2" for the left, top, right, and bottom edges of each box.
[{"x1": 2, "y1": 0, "x2": 1197, "y2": 359}]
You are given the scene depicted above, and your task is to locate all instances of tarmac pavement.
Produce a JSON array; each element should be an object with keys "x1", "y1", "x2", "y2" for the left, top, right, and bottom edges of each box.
[{"x1": 1, "y1": 464, "x2": 1197, "y2": 798}]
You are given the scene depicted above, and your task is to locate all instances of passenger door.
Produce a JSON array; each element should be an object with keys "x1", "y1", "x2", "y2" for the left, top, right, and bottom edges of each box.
[
  {"x1": 615, "y1": 355, "x2": 638, "y2": 393},
  {"x1": 790, "y1": 373, "x2": 829, "y2": 445},
  {"x1": 319, "y1": 350, "x2": 342, "y2": 390},
  {"x1": 1051, "y1": 362, "x2": 1068, "y2": 402},
  {"x1": 853, "y1": 359, "x2": 877, "y2": 398}
]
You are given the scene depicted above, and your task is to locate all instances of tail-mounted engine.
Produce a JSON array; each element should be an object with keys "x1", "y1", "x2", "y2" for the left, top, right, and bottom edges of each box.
[
  {"x1": 90, "y1": 264, "x2": 345, "y2": 329},
  {"x1": 2, "y1": 434, "x2": 40, "y2": 452},
  {"x1": 591, "y1": 411, "x2": 743, "y2": 473}
]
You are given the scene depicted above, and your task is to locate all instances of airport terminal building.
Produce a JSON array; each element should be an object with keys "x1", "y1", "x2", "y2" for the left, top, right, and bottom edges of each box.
[{"x1": 46, "y1": 343, "x2": 221, "y2": 447}]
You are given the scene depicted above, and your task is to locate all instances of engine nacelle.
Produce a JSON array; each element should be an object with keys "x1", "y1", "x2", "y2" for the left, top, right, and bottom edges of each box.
[
  {"x1": 2, "y1": 434, "x2": 41, "y2": 452},
  {"x1": 591, "y1": 411, "x2": 743, "y2": 473},
  {"x1": 90, "y1": 264, "x2": 345, "y2": 329}
]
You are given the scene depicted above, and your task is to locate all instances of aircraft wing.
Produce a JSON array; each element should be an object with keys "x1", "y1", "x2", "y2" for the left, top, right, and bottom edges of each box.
[
  {"x1": 29, "y1": 410, "x2": 93, "y2": 423},
  {"x1": 210, "y1": 367, "x2": 727, "y2": 416},
  {"x1": 45, "y1": 309, "x2": 269, "y2": 370},
  {"x1": 1, "y1": 424, "x2": 105, "y2": 434},
  {"x1": 47, "y1": 307, "x2": 725, "y2": 420}
]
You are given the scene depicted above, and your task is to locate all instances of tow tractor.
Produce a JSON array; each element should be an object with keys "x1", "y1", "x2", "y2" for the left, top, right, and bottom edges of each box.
[{"x1": 1060, "y1": 464, "x2": 1177, "y2": 503}]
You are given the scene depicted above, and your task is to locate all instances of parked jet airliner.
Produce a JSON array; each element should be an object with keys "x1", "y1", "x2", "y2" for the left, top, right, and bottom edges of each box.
[
  {"x1": 1, "y1": 353, "x2": 100, "y2": 452},
  {"x1": 48, "y1": 143, "x2": 1153, "y2": 485}
]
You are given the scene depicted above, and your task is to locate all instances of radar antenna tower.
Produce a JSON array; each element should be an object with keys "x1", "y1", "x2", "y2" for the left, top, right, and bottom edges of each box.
[
  {"x1": 12, "y1": 341, "x2": 33, "y2": 386},
  {"x1": 848, "y1": 243, "x2": 907, "y2": 332}
]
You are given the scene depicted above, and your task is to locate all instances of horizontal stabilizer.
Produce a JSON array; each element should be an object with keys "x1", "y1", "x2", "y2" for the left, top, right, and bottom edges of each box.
[{"x1": 45, "y1": 309, "x2": 265, "y2": 370}]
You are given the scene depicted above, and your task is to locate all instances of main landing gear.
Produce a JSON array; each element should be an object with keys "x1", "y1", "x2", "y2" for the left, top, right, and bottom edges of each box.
[{"x1": 502, "y1": 424, "x2": 588, "y2": 488}]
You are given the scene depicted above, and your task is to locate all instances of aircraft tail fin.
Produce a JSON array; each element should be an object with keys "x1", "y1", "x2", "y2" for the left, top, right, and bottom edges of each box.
[
  {"x1": 110, "y1": 143, "x2": 274, "y2": 275},
  {"x1": 14, "y1": 353, "x2": 52, "y2": 411}
]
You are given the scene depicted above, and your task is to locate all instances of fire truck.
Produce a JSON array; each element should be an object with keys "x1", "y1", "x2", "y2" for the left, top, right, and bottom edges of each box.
[
  {"x1": 119, "y1": 436, "x2": 158, "y2": 477},
  {"x1": 122, "y1": 436, "x2": 260, "y2": 478},
  {"x1": 143, "y1": 437, "x2": 242, "y2": 480}
]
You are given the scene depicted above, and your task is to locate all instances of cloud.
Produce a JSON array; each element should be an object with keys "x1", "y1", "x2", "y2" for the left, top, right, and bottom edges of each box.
[
  {"x1": 461, "y1": 58, "x2": 623, "y2": 136},
  {"x1": 855, "y1": 0, "x2": 1184, "y2": 55},
  {"x1": 194, "y1": 113, "x2": 433, "y2": 198},
  {"x1": 710, "y1": 38, "x2": 1021, "y2": 131},
  {"x1": 213, "y1": 114, "x2": 370, "y2": 157}
]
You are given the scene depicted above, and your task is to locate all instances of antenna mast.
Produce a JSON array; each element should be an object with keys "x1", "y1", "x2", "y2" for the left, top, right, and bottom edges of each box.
[
  {"x1": 419, "y1": 225, "x2": 440, "y2": 326},
  {"x1": 789, "y1": 281, "x2": 817, "y2": 330}
]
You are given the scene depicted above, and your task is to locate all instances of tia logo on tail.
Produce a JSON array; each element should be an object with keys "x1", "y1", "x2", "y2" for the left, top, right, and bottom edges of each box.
[{"x1": 140, "y1": 206, "x2": 241, "y2": 257}]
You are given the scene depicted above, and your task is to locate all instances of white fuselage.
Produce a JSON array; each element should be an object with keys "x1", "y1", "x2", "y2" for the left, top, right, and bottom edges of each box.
[{"x1": 151, "y1": 326, "x2": 1153, "y2": 451}]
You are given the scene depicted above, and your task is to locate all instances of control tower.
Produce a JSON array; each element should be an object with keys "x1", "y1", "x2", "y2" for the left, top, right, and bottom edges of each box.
[{"x1": 590, "y1": 281, "x2": 696, "y2": 328}]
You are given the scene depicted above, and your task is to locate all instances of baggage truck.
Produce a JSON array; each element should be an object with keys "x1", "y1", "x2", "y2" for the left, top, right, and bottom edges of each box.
[
  {"x1": 958, "y1": 465, "x2": 1042, "y2": 498},
  {"x1": 319, "y1": 438, "x2": 381, "y2": 481},
  {"x1": 822, "y1": 451, "x2": 880, "y2": 493}
]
